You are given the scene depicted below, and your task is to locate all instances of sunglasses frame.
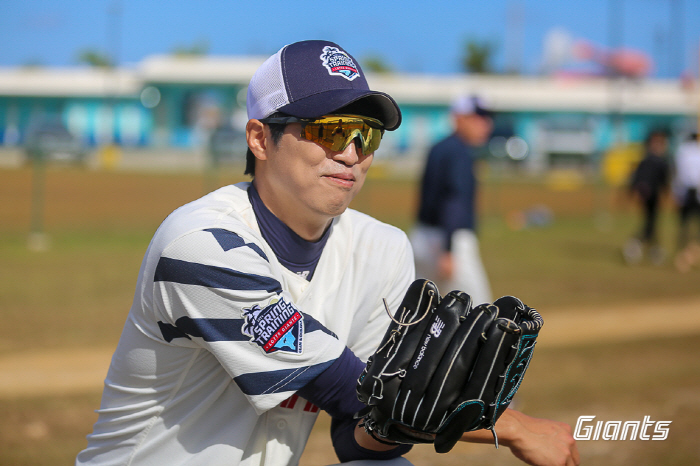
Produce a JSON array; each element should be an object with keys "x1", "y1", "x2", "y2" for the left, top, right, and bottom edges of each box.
[{"x1": 260, "y1": 114, "x2": 385, "y2": 154}]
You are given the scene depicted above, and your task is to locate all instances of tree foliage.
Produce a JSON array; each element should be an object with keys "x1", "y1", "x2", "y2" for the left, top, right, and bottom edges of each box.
[
  {"x1": 77, "y1": 50, "x2": 113, "y2": 68},
  {"x1": 362, "y1": 55, "x2": 393, "y2": 74},
  {"x1": 462, "y1": 39, "x2": 494, "y2": 74},
  {"x1": 172, "y1": 39, "x2": 210, "y2": 57}
]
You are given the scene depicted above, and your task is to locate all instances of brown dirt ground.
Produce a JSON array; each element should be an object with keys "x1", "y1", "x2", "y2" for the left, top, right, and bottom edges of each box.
[
  {"x1": 6, "y1": 297, "x2": 698, "y2": 466},
  {"x1": 2, "y1": 295, "x2": 699, "y2": 398}
]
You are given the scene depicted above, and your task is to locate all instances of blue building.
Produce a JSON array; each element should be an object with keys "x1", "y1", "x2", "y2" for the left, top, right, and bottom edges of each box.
[{"x1": 0, "y1": 54, "x2": 697, "y2": 173}]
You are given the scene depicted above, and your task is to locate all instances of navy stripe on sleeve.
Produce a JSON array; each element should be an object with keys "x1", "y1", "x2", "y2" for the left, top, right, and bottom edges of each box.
[
  {"x1": 154, "y1": 257, "x2": 282, "y2": 293},
  {"x1": 234, "y1": 359, "x2": 336, "y2": 396},
  {"x1": 158, "y1": 317, "x2": 247, "y2": 343},
  {"x1": 305, "y1": 315, "x2": 339, "y2": 339},
  {"x1": 158, "y1": 314, "x2": 337, "y2": 343},
  {"x1": 204, "y1": 228, "x2": 269, "y2": 261}
]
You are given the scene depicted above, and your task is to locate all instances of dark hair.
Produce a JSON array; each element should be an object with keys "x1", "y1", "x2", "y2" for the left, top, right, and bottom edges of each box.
[
  {"x1": 244, "y1": 113, "x2": 289, "y2": 176},
  {"x1": 644, "y1": 128, "x2": 669, "y2": 147}
]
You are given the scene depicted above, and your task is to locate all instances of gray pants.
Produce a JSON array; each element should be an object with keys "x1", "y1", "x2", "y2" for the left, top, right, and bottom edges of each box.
[{"x1": 409, "y1": 225, "x2": 492, "y2": 305}]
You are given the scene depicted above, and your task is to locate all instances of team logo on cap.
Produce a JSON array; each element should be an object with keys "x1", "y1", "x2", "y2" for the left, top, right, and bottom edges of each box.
[
  {"x1": 242, "y1": 297, "x2": 304, "y2": 354},
  {"x1": 320, "y1": 46, "x2": 360, "y2": 81}
]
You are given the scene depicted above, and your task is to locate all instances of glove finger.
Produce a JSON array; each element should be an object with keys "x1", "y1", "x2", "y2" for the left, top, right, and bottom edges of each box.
[
  {"x1": 492, "y1": 296, "x2": 525, "y2": 321},
  {"x1": 433, "y1": 316, "x2": 519, "y2": 454},
  {"x1": 394, "y1": 290, "x2": 472, "y2": 424},
  {"x1": 493, "y1": 296, "x2": 544, "y2": 336},
  {"x1": 463, "y1": 318, "x2": 521, "y2": 424},
  {"x1": 491, "y1": 296, "x2": 543, "y2": 421},
  {"x1": 414, "y1": 303, "x2": 497, "y2": 432},
  {"x1": 434, "y1": 404, "x2": 484, "y2": 453}
]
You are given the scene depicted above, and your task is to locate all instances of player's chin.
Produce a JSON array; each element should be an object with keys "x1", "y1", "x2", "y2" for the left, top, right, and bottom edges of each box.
[
  {"x1": 326, "y1": 197, "x2": 354, "y2": 216},
  {"x1": 317, "y1": 192, "x2": 356, "y2": 217},
  {"x1": 317, "y1": 177, "x2": 364, "y2": 210}
]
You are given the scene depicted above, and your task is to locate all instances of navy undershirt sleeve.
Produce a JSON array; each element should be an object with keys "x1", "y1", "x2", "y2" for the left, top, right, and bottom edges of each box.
[
  {"x1": 331, "y1": 416, "x2": 413, "y2": 463},
  {"x1": 297, "y1": 346, "x2": 413, "y2": 461},
  {"x1": 296, "y1": 346, "x2": 365, "y2": 419}
]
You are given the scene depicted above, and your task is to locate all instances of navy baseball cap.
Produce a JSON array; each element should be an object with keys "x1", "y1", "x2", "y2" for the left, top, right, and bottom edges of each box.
[{"x1": 247, "y1": 40, "x2": 402, "y2": 130}]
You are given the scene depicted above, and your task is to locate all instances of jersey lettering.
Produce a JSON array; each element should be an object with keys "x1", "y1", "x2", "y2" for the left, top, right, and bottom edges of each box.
[{"x1": 279, "y1": 394, "x2": 319, "y2": 413}]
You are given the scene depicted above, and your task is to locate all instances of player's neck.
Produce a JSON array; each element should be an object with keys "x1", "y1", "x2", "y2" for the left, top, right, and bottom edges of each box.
[{"x1": 251, "y1": 180, "x2": 332, "y2": 242}]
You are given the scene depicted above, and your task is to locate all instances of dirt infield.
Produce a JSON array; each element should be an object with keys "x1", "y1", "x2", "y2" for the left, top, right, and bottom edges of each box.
[{"x1": 2, "y1": 296, "x2": 699, "y2": 399}]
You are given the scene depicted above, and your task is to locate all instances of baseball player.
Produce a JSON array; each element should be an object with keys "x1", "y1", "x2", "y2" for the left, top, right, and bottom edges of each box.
[
  {"x1": 410, "y1": 95, "x2": 493, "y2": 305},
  {"x1": 76, "y1": 40, "x2": 578, "y2": 466},
  {"x1": 623, "y1": 129, "x2": 671, "y2": 265},
  {"x1": 671, "y1": 132, "x2": 700, "y2": 271}
]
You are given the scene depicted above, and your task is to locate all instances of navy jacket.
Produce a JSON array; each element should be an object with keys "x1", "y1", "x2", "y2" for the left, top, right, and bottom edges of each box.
[{"x1": 417, "y1": 133, "x2": 477, "y2": 250}]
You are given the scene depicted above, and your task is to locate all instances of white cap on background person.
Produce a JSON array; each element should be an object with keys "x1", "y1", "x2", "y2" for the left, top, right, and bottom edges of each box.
[{"x1": 450, "y1": 95, "x2": 493, "y2": 118}]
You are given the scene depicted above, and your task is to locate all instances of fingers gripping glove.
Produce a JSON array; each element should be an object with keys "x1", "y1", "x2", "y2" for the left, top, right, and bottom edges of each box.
[{"x1": 355, "y1": 279, "x2": 544, "y2": 454}]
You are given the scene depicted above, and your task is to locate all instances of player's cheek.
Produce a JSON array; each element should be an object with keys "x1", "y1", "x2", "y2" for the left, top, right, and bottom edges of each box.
[{"x1": 360, "y1": 153, "x2": 374, "y2": 172}]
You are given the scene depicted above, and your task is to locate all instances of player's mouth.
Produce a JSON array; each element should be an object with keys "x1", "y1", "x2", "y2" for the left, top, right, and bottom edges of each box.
[{"x1": 322, "y1": 172, "x2": 356, "y2": 188}]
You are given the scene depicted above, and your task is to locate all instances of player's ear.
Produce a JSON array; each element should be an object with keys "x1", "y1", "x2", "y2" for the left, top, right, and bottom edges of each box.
[{"x1": 246, "y1": 119, "x2": 269, "y2": 161}]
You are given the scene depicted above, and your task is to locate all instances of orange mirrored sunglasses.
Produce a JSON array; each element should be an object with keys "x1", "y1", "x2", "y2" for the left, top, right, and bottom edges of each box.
[{"x1": 261, "y1": 114, "x2": 385, "y2": 155}]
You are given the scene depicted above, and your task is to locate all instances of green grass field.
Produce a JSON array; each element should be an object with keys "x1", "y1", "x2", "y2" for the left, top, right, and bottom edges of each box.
[{"x1": 1, "y1": 165, "x2": 699, "y2": 465}]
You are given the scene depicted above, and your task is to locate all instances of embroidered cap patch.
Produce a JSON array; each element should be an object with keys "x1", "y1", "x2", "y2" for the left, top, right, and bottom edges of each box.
[
  {"x1": 242, "y1": 297, "x2": 304, "y2": 354},
  {"x1": 320, "y1": 46, "x2": 360, "y2": 81}
]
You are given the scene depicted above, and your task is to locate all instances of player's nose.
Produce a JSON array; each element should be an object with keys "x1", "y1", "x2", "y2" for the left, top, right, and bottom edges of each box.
[{"x1": 333, "y1": 137, "x2": 362, "y2": 166}]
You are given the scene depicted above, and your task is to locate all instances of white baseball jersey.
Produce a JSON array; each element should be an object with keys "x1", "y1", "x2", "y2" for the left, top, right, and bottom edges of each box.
[
  {"x1": 76, "y1": 182, "x2": 415, "y2": 466},
  {"x1": 673, "y1": 140, "x2": 700, "y2": 202}
]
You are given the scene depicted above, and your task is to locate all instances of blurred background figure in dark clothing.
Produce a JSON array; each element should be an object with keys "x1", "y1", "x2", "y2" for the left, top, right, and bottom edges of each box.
[
  {"x1": 623, "y1": 129, "x2": 671, "y2": 265},
  {"x1": 410, "y1": 95, "x2": 493, "y2": 305}
]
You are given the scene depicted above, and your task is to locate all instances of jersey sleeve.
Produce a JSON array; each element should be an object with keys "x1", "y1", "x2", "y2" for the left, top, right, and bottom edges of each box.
[{"x1": 151, "y1": 227, "x2": 347, "y2": 414}]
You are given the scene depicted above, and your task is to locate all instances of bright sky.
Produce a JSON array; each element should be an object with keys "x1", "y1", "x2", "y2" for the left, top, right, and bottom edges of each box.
[{"x1": 1, "y1": 0, "x2": 699, "y2": 78}]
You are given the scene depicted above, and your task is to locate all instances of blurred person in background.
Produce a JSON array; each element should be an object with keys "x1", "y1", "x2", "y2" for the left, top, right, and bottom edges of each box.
[
  {"x1": 622, "y1": 128, "x2": 671, "y2": 265},
  {"x1": 672, "y1": 132, "x2": 700, "y2": 272},
  {"x1": 410, "y1": 95, "x2": 493, "y2": 305}
]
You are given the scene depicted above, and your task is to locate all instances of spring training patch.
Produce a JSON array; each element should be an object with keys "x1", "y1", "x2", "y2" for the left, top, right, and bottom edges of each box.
[
  {"x1": 242, "y1": 297, "x2": 304, "y2": 354},
  {"x1": 320, "y1": 46, "x2": 359, "y2": 81}
]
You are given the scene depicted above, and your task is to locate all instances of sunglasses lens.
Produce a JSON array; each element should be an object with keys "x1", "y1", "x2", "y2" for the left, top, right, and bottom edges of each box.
[{"x1": 302, "y1": 116, "x2": 383, "y2": 154}]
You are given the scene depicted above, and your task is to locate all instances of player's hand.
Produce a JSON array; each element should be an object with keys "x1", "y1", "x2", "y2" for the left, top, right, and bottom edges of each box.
[
  {"x1": 502, "y1": 410, "x2": 580, "y2": 466},
  {"x1": 437, "y1": 251, "x2": 454, "y2": 280}
]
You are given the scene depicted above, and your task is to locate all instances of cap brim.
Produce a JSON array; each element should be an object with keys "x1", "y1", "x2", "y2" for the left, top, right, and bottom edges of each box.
[
  {"x1": 475, "y1": 106, "x2": 494, "y2": 118},
  {"x1": 277, "y1": 89, "x2": 402, "y2": 131}
]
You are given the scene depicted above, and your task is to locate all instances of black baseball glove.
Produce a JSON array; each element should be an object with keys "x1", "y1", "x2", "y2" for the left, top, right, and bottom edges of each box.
[{"x1": 356, "y1": 279, "x2": 543, "y2": 453}]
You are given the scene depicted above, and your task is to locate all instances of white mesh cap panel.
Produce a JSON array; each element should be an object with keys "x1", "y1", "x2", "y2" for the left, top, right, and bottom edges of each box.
[{"x1": 246, "y1": 46, "x2": 291, "y2": 120}]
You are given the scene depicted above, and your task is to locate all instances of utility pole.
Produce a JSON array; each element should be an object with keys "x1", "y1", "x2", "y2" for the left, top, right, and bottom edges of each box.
[{"x1": 607, "y1": 0, "x2": 624, "y2": 145}]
